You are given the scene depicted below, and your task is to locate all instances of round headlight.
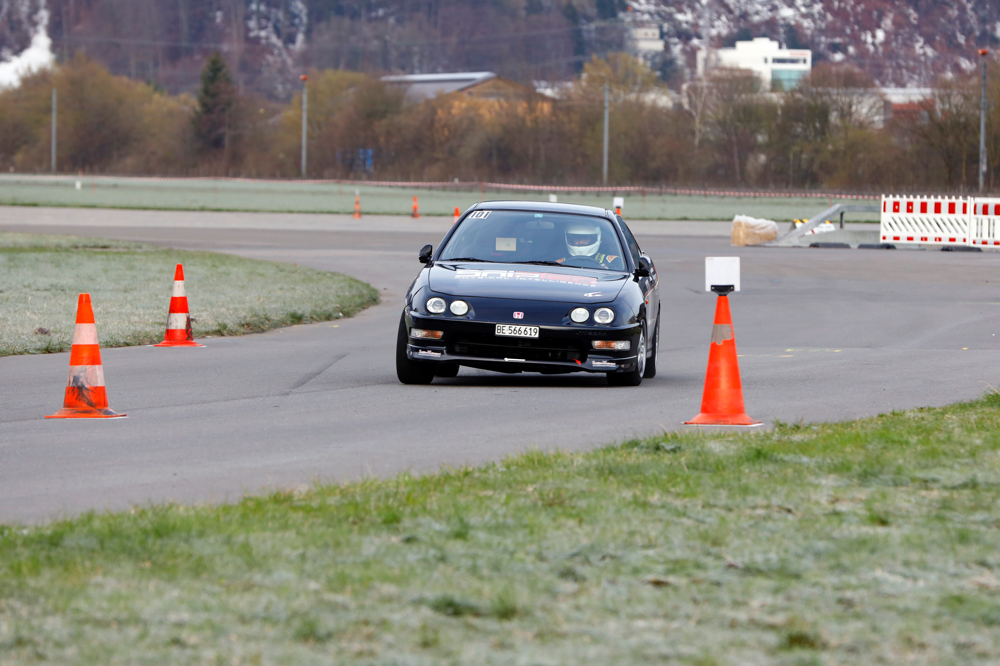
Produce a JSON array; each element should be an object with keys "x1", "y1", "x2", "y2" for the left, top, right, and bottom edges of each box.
[
  {"x1": 449, "y1": 300, "x2": 469, "y2": 316},
  {"x1": 426, "y1": 297, "x2": 446, "y2": 314},
  {"x1": 594, "y1": 307, "x2": 615, "y2": 324},
  {"x1": 570, "y1": 307, "x2": 589, "y2": 323}
]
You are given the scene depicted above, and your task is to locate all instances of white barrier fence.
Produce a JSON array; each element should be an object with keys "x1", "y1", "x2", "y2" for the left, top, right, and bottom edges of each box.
[
  {"x1": 879, "y1": 194, "x2": 1000, "y2": 248},
  {"x1": 971, "y1": 199, "x2": 1000, "y2": 247},
  {"x1": 879, "y1": 196, "x2": 970, "y2": 246}
]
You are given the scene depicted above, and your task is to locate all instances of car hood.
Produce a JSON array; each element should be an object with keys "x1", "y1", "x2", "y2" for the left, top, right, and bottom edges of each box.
[{"x1": 428, "y1": 263, "x2": 628, "y2": 303}]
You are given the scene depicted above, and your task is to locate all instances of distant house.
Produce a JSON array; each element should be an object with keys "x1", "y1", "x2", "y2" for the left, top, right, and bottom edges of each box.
[
  {"x1": 381, "y1": 72, "x2": 546, "y2": 103},
  {"x1": 698, "y1": 37, "x2": 812, "y2": 91},
  {"x1": 627, "y1": 24, "x2": 665, "y2": 64}
]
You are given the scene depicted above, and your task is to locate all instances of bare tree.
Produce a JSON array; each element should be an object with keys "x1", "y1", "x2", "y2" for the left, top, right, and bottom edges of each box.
[
  {"x1": 682, "y1": 79, "x2": 712, "y2": 151},
  {"x1": 898, "y1": 82, "x2": 978, "y2": 189},
  {"x1": 706, "y1": 69, "x2": 768, "y2": 185}
]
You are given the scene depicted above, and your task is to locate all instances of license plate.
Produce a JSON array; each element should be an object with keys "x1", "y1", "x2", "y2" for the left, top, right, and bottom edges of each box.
[{"x1": 495, "y1": 324, "x2": 539, "y2": 338}]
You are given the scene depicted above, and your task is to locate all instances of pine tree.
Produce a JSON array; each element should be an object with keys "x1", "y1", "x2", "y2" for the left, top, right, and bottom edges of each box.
[{"x1": 193, "y1": 52, "x2": 235, "y2": 152}]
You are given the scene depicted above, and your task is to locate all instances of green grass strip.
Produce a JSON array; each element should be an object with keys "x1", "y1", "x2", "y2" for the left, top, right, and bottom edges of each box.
[
  {"x1": 4, "y1": 395, "x2": 1000, "y2": 662},
  {"x1": 0, "y1": 232, "x2": 379, "y2": 356},
  {"x1": 0, "y1": 176, "x2": 882, "y2": 221}
]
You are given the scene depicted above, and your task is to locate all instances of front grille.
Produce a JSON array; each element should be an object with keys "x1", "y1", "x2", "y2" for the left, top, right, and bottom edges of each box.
[{"x1": 450, "y1": 333, "x2": 587, "y2": 363}]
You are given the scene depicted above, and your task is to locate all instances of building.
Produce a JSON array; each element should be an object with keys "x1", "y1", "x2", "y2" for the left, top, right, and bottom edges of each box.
[
  {"x1": 381, "y1": 72, "x2": 544, "y2": 103},
  {"x1": 697, "y1": 37, "x2": 812, "y2": 91},
  {"x1": 627, "y1": 24, "x2": 665, "y2": 64}
]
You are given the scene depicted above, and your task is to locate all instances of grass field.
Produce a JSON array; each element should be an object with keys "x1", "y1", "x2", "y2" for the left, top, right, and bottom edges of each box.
[
  {"x1": 0, "y1": 175, "x2": 882, "y2": 222},
  {"x1": 3, "y1": 395, "x2": 1000, "y2": 664},
  {"x1": 0, "y1": 232, "x2": 379, "y2": 356}
]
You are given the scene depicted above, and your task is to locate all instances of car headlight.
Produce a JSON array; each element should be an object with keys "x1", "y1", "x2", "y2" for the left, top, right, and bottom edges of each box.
[
  {"x1": 594, "y1": 307, "x2": 615, "y2": 324},
  {"x1": 449, "y1": 300, "x2": 469, "y2": 316},
  {"x1": 426, "y1": 297, "x2": 446, "y2": 314},
  {"x1": 570, "y1": 307, "x2": 589, "y2": 323}
]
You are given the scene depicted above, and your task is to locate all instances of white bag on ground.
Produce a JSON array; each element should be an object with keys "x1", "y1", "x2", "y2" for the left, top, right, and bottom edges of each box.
[{"x1": 731, "y1": 215, "x2": 779, "y2": 246}]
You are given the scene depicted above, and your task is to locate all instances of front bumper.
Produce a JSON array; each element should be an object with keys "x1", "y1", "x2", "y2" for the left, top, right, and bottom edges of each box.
[{"x1": 405, "y1": 311, "x2": 641, "y2": 374}]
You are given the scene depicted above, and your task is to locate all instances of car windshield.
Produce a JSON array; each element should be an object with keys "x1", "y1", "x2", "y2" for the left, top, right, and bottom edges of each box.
[{"x1": 439, "y1": 210, "x2": 627, "y2": 271}]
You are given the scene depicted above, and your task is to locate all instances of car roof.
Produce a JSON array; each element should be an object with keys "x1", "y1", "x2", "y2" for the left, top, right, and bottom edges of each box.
[{"x1": 473, "y1": 200, "x2": 613, "y2": 217}]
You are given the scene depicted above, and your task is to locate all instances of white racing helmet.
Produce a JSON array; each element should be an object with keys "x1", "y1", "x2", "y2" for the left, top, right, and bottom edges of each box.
[{"x1": 565, "y1": 221, "x2": 601, "y2": 257}]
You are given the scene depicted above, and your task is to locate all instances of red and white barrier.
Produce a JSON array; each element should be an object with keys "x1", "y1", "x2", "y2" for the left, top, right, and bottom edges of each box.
[
  {"x1": 880, "y1": 195, "x2": 970, "y2": 246},
  {"x1": 970, "y1": 199, "x2": 1000, "y2": 247}
]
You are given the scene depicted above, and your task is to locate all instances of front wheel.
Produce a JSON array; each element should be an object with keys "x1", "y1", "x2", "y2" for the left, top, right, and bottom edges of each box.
[
  {"x1": 396, "y1": 314, "x2": 435, "y2": 385},
  {"x1": 608, "y1": 325, "x2": 645, "y2": 387}
]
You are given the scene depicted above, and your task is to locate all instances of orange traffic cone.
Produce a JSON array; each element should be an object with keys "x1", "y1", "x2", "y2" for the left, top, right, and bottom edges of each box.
[
  {"x1": 685, "y1": 293, "x2": 759, "y2": 426},
  {"x1": 155, "y1": 264, "x2": 203, "y2": 347},
  {"x1": 615, "y1": 206, "x2": 622, "y2": 217},
  {"x1": 411, "y1": 196, "x2": 420, "y2": 218},
  {"x1": 453, "y1": 206, "x2": 460, "y2": 224},
  {"x1": 46, "y1": 294, "x2": 126, "y2": 419},
  {"x1": 353, "y1": 194, "x2": 362, "y2": 219}
]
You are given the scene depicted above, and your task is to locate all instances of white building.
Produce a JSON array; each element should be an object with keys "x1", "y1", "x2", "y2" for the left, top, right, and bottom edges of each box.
[
  {"x1": 697, "y1": 37, "x2": 811, "y2": 91},
  {"x1": 628, "y1": 25, "x2": 665, "y2": 60}
]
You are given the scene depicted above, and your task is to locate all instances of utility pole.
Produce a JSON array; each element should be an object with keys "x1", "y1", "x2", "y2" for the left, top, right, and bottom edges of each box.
[
  {"x1": 980, "y1": 49, "x2": 989, "y2": 193},
  {"x1": 51, "y1": 88, "x2": 57, "y2": 173},
  {"x1": 602, "y1": 84, "x2": 609, "y2": 186},
  {"x1": 300, "y1": 74, "x2": 308, "y2": 178}
]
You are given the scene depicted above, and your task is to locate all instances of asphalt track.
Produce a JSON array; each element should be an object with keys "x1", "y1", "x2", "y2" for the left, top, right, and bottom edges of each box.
[{"x1": 3, "y1": 207, "x2": 1000, "y2": 524}]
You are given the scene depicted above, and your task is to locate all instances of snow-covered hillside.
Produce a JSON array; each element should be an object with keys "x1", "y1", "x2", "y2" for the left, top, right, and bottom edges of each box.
[
  {"x1": 0, "y1": 0, "x2": 998, "y2": 90},
  {"x1": 632, "y1": 0, "x2": 1000, "y2": 86},
  {"x1": 0, "y1": 0, "x2": 52, "y2": 87}
]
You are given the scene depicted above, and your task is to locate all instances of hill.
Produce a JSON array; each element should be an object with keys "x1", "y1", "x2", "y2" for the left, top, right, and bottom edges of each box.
[{"x1": 1, "y1": 0, "x2": 998, "y2": 95}]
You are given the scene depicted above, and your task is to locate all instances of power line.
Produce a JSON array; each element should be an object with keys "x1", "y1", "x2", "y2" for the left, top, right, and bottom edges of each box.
[{"x1": 51, "y1": 21, "x2": 623, "y2": 53}]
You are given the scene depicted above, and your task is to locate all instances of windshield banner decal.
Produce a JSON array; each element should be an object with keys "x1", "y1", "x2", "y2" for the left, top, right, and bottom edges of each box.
[{"x1": 455, "y1": 269, "x2": 598, "y2": 285}]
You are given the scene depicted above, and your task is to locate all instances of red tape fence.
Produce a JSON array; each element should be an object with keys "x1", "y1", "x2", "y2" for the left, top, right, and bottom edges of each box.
[{"x1": 5, "y1": 174, "x2": 879, "y2": 200}]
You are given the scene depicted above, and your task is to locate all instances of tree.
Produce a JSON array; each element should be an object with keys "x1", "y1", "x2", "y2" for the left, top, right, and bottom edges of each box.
[
  {"x1": 896, "y1": 82, "x2": 978, "y2": 188},
  {"x1": 193, "y1": 52, "x2": 236, "y2": 153},
  {"x1": 762, "y1": 64, "x2": 881, "y2": 189},
  {"x1": 706, "y1": 69, "x2": 770, "y2": 185},
  {"x1": 0, "y1": 54, "x2": 193, "y2": 174},
  {"x1": 577, "y1": 53, "x2": 659, "y2": 103}
]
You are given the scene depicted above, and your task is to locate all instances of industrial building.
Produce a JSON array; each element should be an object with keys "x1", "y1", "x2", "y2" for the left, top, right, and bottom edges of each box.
[{"x1": 697, "y1": 37, "x2": 812, "y2": 91}]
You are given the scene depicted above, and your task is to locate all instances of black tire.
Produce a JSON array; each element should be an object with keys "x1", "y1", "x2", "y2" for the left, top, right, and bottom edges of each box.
[
  {"x1": 608, "y1": 323, "x2": 645, "y2": 387},
  {"x1": 643, "y1": 309, "x2": 659, "y2": 379},
  {"x1": 435, "y1": 364, "x2": 460, "y2": 378},
  {"x1": 396, "y1": 314, "x2": 435, "y2": 385}
]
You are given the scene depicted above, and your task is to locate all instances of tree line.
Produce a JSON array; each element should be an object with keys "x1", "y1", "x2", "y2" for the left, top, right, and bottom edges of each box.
[{"x1": 2, "y1": 51, "x2": 1000, "y2": 192}]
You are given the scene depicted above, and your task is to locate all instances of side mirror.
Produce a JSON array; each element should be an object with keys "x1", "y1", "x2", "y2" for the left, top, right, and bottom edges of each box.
[
  {"x1": 419, "y1": 244, "x2": 433, "y2": 264},
  {"x1": 634, "y1": 256, "x2": 651, "y2": 278}
]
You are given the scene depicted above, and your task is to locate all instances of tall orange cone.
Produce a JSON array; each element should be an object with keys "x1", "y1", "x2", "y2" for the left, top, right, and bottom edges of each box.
[
  {"x1": 353, "y1": 194, "x2": 362, "y2": 219},
  {"x1": 155, "y1": 264, "x2": 204, "y2": 347},
  {"x1": 453, "y1": 206, "x2": 460, "y2": 224},
  {"x1": 411, "y1": 196, "x2": 420, "y2": 218},
  {"x1": 685, "y1": 292, "x2": 759, "y2": 426},
  {"x1": 615, "y1": 206, "x2": 622, "y2": 217},
  {"x1": 46, "y1": 294, "x2": 126, "y2": 419}
]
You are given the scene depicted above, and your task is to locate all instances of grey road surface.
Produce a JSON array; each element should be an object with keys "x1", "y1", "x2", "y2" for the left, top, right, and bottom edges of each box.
[{"x1": 2, "y1": 207, "x2": 999, "y2": 524}]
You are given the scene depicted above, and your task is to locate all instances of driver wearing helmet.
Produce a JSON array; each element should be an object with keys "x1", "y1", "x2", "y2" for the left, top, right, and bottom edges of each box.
[{"x1": 558, "y1": 221, "x2": 624, "y2": 269}]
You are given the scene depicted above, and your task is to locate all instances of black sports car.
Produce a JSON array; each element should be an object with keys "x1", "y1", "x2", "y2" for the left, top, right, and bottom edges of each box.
[{"x1": 396, "y1": 200, "x2": 660, "y2": 386}]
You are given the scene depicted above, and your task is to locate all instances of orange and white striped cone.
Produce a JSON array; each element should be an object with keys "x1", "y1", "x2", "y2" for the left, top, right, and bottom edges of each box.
[
  {"x1": 155, "y1": 263, "x2": 204, "y2": 348},
  {"x1": 46, "y1": 293, "x2": 126, "y2": 419},
  {"x1": 411, "y1": 196, "x2": 420, "y2": 218},
  {"x1": 684, "y1": 293, "x2": 759, "y2": 426},
  {"x1": 453, "y1": 206, "x2": 460, "y2": 224},
  {"x1": 353, "y1": 194, "x2": 362, "y2": 219}
]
